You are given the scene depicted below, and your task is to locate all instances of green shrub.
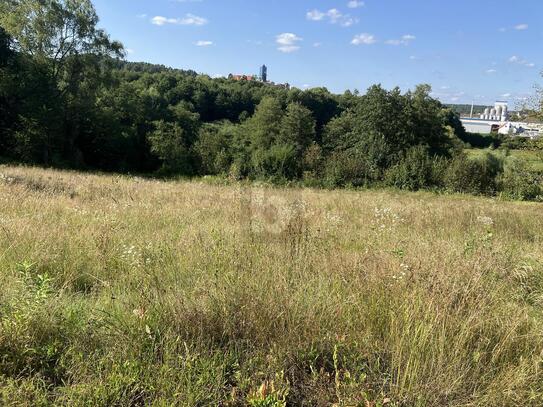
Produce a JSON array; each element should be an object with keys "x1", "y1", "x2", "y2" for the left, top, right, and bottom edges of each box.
[
  {"x1": 444, "y1": 152, "x2": 504, "y2": 195},
  {"x1": 147, "y1": 121, "x2": 194, "y2": 175},
  {"x1": 194, "y1": 122, "x2": 234, "y2": 175},
  {"x1": 324, "y1": 150, "x2": 380, "y2": 187},
  {"x1": 384, "y1": 145, "x2": 438, "y2": 191},
  {"x1": 458, "y1": 132, "x2": 502, "y2": 149},
  {"x1": 251, "y1": 144, "x2": 298, "y2": 181},
  {"x1": 500, "y1": 159, "x2": 542, "y2": 201},
  {"x1": 500, "y1": 136, "x2": 531, "y2": 150}
]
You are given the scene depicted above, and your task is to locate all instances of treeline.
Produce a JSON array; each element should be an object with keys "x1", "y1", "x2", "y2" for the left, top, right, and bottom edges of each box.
[
  {"x1": 445, "y1": 104, "x2": 487, "y2": 117},
  {"x1": 1, "y1": 0, "x2": 542, "y2": 200}
]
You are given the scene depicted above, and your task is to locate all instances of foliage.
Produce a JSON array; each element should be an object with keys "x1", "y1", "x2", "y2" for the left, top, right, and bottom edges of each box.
[
  {"x1": 194, "y1": 121, "x2": 235, "y2": 175},
  {"x1": 500, "y1": 159, "x2": 542, "y2": 201},
  {"x1": 384, "y1": 145, "x2": 443, "y2": 191},
  {"x1": 323, "y1": 135, "x2": 388, "y2": 187},
  {"x1": 459, "y1": 132, "x2": 502, "y2": 149},
  {"x1": 444, "y1": 103, "x2": 488, "y2": 117},
  {"x1": 0, "y1": 0, "x2": 122, "y2": 165},
  {"x1": 501, "y1": 136, "x2": 532, "y2": 150},
  {"x1": 279, "y1": 103, "x2": 316, "y2": 159},
  {"x1": 147, "y1": 121, "x2": 193, "y2": 174},
  {"x1": 1, "y1": 0, "x2": 540, "y2": 202},
  {"x1": 444, "y1": 152, "x2": 504, "y2": 195},
  {"x1": 322, "y1": 84, "x2": 466, "y2": 189}
]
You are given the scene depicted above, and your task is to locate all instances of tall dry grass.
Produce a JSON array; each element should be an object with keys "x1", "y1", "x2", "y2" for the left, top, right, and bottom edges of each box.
[{"x1": 0, "y1": 164, "x2": 542, "y2": 406}]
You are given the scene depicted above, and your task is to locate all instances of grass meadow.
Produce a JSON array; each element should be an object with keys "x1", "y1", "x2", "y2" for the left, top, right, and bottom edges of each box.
[
  {"x1": 467, "y1": 148, "x2": 543, "y2": 172},
  {"x1": 1, "y1": 165, "x2": 543, "y2": 406}
]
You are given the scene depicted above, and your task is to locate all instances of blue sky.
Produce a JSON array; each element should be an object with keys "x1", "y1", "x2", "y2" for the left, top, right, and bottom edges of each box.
[{"x1": 93, "y1": 0, "x2": 542, "y2": 106}]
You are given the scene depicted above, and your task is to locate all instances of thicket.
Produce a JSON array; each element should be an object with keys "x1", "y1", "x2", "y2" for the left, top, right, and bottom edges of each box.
[
  {"x1": 459, "y1": 132, "x2": 503, "y2": 149},
  {"x1": 0, "y1": 0, "x2": 541, "y2": 200}
]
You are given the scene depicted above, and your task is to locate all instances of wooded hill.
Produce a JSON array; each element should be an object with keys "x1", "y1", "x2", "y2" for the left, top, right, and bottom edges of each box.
[{"x1": 1, "y1": 0, "x2": 541, "y2": 199}]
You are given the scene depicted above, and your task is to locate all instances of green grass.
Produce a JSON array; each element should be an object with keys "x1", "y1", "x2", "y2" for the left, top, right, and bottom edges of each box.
[
  {"x1": 1, "y1": 165, "x2": 543, "y2": 406},
  {"x1": 466, "y1": 148, "x2": 543, "y2": 171}
]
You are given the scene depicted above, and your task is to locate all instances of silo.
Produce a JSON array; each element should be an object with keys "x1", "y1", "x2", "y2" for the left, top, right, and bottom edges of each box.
[
  {"x1": 484, "y1": 107, "x2": 490, "y2": 119},
  {"x1": 496, "y1": 106, "x2": 503, "y2": 118},
  {"x1": 490, "y1": 108, "x2": 497, "y2": 120}
]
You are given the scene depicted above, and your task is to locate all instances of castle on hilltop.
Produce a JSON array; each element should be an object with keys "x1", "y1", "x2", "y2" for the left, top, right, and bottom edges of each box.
[
  {"x1": 227, "y1": 65, "x2": 290, "y2": 89},
  {"x1": 229, "y1": 64, "x2": 268, "y2": 82}
]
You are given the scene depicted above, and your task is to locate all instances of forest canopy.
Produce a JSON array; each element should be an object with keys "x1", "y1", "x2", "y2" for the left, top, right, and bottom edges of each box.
[{"x1": 1, "y1": 0, "x2": 540, "y2": 199}]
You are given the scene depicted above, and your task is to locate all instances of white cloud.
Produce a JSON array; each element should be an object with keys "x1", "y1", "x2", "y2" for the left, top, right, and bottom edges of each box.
[
  {"x1": 276, "y1": 33, "x2": 302, "y2": 53},
  {"x1": 195, "y1": 40, "x2": 213, "y2": 46},
  {"x1": 385, "y1": 39, "x2": 401, "y2": 46},
  {"x1": 151, "y1": 16, "x2": 173, "y2": 25},
  {"x1": 351, "y1": 33, "x2": 376, "y2": 45},
  {"x1": 327, "y1": 8, "x2": 342, "y2": 22},
  {"x1": 341, "y1": 16, "x2": 357, "y2": 27},
  {"x1": 125, "y1": 48, "x2": 135, "y2": 54},
  {"x1": 306, "y1": 9, "x2": 326, "y2": 21},
  {"x1": 277, "y1": 45, "x2": 300, "y2": 53},
  {"x1": 501, "y1": 93, "x2": 511, "y2": 98},
  {"x1": 385, "y1": 34, "x2": 416, "y2": 46},
  {"x1": 313, "y1": 42, "x2": 322, "y2": 47},
  {"x1": 347, "y1": 1, "x2": 365, "y2": 8},
  {"x1": 151, "y1": 14, "x2": 208, "y2": 26},
  {"x1": 306, "y1": 8, "x2": 358, "y2": 27},
  {"x1": 276, "y1": 33, "x2": 302, "y2": 45},
  {"x1": 514, "y1": 24, "x2": 528, "y2": 30},
  {"x1": 485, "y1": 69, "x2": 497, "y2": 74},
  {"x1": 508, "y1": 55, "x2": 535, "y2": 67},
  {"x1": 180, "y1": 14, "x2": 208, "y2": 25}
]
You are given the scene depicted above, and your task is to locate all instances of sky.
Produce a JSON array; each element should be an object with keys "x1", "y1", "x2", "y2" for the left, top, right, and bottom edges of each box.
[{"x1": 92, "y1": 0, "x2": 543, "y2": 106}]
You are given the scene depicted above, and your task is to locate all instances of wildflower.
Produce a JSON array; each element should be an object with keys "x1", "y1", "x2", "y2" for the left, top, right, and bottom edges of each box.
[
  {"x1": 120, "y1": 243, "x2": 142, "y2": 267},
  {"x1": 373, "y1": 206, "x2": 404, "y2": 231},
  {"x1": 133, "y1": 308, "x2": 145, "y2": 319},
  {"x1": 476, "y1": 216, "x2": 494, "y2": 226}
]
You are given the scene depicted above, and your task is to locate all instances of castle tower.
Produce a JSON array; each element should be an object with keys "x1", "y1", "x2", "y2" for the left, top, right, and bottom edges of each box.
[{"x1": 260, "y1": 65, "x2": 267, "y2": 83}]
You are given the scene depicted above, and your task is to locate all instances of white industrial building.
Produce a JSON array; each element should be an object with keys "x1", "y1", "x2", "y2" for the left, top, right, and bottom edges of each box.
[{"x1": 460, "y1": 101, "x2": 541, "y2": 139}]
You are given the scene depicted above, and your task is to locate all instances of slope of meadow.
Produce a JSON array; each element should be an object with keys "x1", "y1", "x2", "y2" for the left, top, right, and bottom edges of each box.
[
  {"x1": 467, "y1": 148, "x2": 543, "y2": 172},
  {"x1": 1, "y1": 165, "x2": 543, "y2": 406}
]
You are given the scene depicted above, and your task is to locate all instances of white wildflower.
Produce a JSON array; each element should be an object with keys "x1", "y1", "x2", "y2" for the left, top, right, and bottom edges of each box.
[
  {"x1": 476, "y1": 216, "x2": 494, "y2": 226},
  {"x1": 373, "y1": 207, "x2": 404, "y2": 231}
]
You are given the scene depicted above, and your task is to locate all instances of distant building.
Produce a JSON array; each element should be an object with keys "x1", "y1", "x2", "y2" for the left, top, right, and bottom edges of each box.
[
  {"x1": 228, "y1": 74, "x2": 257, "y2": 81},
  {"x1": 478, "y1": 101, "x2": 509, "y2": 122},
  {"x1": 228, "y1": 65, "x2": 268, "y2": 82},
  {"x1": 260, "y1": 65, "x2": 267, "y2": 82},
  {"x1": 460, "y1": 100, "x2": 542, "y2": 138},
  {"x1": 227, "y1": 65, "x2": 290, "y2": 89}
]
